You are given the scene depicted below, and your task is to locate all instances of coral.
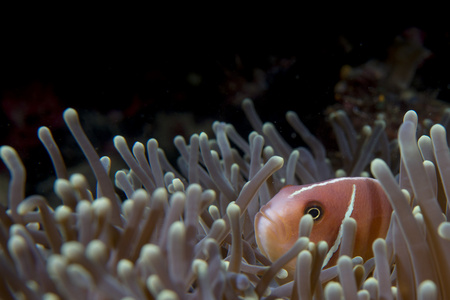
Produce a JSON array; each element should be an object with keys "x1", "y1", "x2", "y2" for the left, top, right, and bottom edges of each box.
[
  {"x1": 0, "y1": 99, "x2": 449, "y2": 299},
  {"x1": 331, "y1": 27, "x2": 446, "y2": 142}
]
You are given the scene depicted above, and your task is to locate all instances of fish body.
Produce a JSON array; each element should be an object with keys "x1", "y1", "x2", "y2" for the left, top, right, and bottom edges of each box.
[{"x1": 254, "y1": 177, "x2": 392, "y2": 272}]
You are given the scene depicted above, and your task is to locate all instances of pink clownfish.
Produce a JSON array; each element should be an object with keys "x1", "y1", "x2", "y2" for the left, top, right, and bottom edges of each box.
[{"x1": 254, "y1": 177, "x2": 392, "y2": 273}]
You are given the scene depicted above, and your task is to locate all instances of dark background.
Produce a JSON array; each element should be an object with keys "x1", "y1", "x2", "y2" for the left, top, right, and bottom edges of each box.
[{"x1": 2, "y1": 20, "x2": 450, "y2": 200}]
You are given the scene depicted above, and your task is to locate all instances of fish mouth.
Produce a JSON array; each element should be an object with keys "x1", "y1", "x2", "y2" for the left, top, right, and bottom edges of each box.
[
  {"x1": 255, "y1": 206, "x2": 289, "y2": 243},
  {"x1": 256, "y1": 209, "x2": 278, "y2": 231},
  {"x1": 255, "y1": 205, "x2": 296, "y2": 264}
]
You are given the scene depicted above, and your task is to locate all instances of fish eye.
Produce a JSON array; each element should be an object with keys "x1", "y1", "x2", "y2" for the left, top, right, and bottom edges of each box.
[{"x1": 305, "y1": 205, "x2": 323, "y2": 221}]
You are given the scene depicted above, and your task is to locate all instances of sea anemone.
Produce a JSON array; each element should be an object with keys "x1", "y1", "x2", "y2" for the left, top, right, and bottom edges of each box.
[{"x1": 0, "y1": 98, "x2": 449, "y2": 299}]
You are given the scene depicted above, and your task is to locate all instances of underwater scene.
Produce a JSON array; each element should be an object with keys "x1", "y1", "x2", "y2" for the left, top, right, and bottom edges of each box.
[{"x1": 1, "y1": 25, "x2": 450, "y2": 299}]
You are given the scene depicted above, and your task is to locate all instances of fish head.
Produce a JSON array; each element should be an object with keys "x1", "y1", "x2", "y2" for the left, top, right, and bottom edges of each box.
[{"x1": 255, "y1": 177, "x2": 392, "y2": 273}]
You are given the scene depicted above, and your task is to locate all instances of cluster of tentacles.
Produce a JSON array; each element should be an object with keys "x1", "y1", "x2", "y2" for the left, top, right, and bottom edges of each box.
[{"x1": 1, "y1": 99, "x2": 450, "y2": 299}]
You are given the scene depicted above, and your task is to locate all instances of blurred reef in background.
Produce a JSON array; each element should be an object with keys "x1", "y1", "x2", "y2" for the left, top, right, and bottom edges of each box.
[{"x1": 2, "y1": 24, "x2": 450, "y2": 204}]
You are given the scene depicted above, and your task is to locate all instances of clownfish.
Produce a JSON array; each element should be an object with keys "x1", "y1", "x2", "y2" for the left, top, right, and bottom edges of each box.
[{"x1": 254, "y1": 177, "x2": 392, "y2": 273}]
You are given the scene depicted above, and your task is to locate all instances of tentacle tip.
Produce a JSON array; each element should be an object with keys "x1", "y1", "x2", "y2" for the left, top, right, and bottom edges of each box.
[
  {"x1": 269, "y1": 156, "x2": 284, "y2": 168},
  {"x1": 37, "y1": 126, "x2": 51, "y2": 136},
  {"x1": 286, "y1": 110, "x2": 296, "y2": 118},
  {"x1": 0, "y1": 145, "x2": 16, "y2": 159},
  {"x1": 276, "y1": 268, "x2": 288, "y2": 279},
  {"x1": 242, "y1": 98, "x2": 253, "y2": 107},
  {"x1": 113, "y1": 135, "x2": 126, "y2": 145},
  {"x1": 63, "y1": 108, "x2": 78, "y2": 121},
  {"x1": 262, "y1": 122, "x2": 275, "y2": 132}
]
